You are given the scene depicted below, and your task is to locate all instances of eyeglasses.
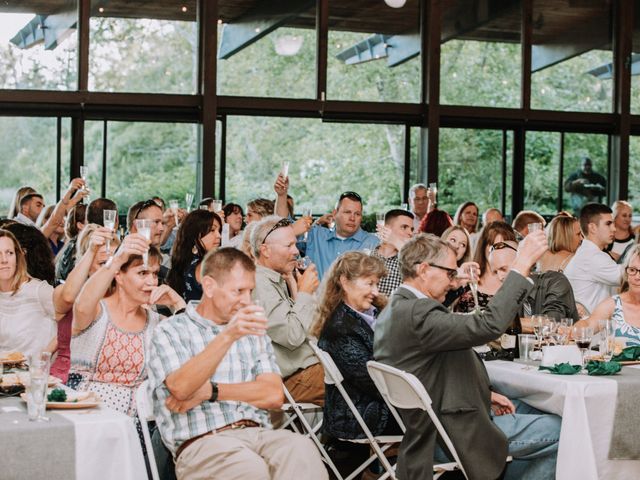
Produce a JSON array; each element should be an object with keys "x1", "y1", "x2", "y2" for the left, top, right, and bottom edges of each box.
[
  {"x1": 625, "y1": 267, "x2": 640, "y2": 277},
  {"x1": 490, "y1": 241, "x2": 518, "y2": 253},
  {"x1": 262, "y1": 218, "x2": 292, "y2": 244},
  {"x1": 134, "y1": 199, "x2": 160, "y2": 220},
  {"x1": 339, "y1": 191, "x2": 362, "y2": 203},
  {"x1": 428, "y1": 263, "x2": 458, "y2": 280}
]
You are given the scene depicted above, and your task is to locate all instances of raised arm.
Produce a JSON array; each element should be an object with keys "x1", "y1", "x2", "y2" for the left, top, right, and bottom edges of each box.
[
  {"x1": 274, "y1": 173, "x2": 290, "y2": 218},
  {"x1": 72, "y1": 233, "x2": 149, "y2": 333},
  {"x1": 53, "y1": 226, "x2": 111, "y2": 317},
  {"x1": 41, "y1": 178, "x2": 86, "y2": 239}
]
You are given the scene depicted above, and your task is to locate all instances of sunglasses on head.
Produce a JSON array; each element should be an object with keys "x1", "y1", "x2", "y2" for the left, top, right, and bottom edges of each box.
[
  {"x1": 339, "y1": 191, "x2": 363, "y2": 203},
  {"x1": 134, "y1": 199, "x2": 160, "y2": 220},
  {"x1": 490, "y1": 241, "x2": 518, "y2": 253},
  {"x1": 262, "y1": 218, "x2": 292, "y2": 244}
]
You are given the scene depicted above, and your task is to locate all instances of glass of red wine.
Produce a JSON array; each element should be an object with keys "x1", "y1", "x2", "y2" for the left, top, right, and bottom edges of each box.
[{"x1": 572, "y1": 326, "x2": 594, "y2": 368}]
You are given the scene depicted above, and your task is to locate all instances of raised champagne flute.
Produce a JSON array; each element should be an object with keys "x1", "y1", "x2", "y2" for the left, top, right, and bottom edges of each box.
[
  {"x1": 302, "y1": 207, "x2": 312, "y2": 241},
  {"x1": 80, "y1": 165, "x2": 90, "y2": 204},
  {"x1": 103, "y1": 209, "x2": 117, "y2": 255},
  {"x1": 185, "y1": 193, "x2": 194, "y2": 213},
  {"x1": 281, "y1": 161, "x2": 289, "y2": 179},
  {"x1": 212, "y1": 199, "x2": 223, "y2": 213},
  {"x1": 169, "y1": 199, "x2": 180, "y2": 227},
  {"x1": 466, "y1": 264, "x2": 480, "y2": 313},
  {"x1": 135, "y1": 219, "x2": 153, "y2": 268}
]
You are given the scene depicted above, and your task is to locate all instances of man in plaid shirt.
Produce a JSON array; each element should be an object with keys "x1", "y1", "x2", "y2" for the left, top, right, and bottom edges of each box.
[
  {"x1": 373, "y1": 209, "x2": 415, "y2": 296},
  {"x1": 147, "y1": 248, "x2": 327, "y2": 480}
]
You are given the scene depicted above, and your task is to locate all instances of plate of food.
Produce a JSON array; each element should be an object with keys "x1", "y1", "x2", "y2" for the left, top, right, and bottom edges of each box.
[
  {"x1": 0, "y1": 352, "x2": 25, "y2": 365},
  {"x1": 21, "y1": 388, "x2": 101, "y2": 409}
]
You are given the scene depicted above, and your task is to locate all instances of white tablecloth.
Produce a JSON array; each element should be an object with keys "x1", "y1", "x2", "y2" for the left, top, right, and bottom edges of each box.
[
  {"x1": 58, "y1": 406, "x2": 147, "y2": 480},
  {"x1": 485, "y1": 360, "x2": 640, "y2": 480}
]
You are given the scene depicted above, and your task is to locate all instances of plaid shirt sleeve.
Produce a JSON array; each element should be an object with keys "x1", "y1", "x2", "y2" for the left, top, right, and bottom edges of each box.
[
  {"x1": 252, "y1": 335, "x2": 282, "y2": 377},
  {"x1": 147, "y1": 322, "x2": 184, "y2": 392}
]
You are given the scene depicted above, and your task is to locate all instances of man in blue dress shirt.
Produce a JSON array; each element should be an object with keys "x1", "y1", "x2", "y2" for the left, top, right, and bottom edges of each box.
[{"x1": 306, "y1": 191, "x2": 379, "y2": 279}]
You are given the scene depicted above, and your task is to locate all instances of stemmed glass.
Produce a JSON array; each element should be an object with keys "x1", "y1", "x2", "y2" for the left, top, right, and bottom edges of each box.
[
  {"x1": 212, "y1": 199, "x2": 223, "y2": 212},
  {"x1": 466, "y1": 264, "x2": 480, "y2": 312},
  {"x1": 572, "y1": 326, "x2": 594, "y2": 367},
  {"x1": 598, "y1": 319, "x2": 615, "y2": 362},
  {"x1": 185, "y1": 193, "x2": 194, "y2": 212},
  {"x1": 103, "y1": 210, "x2": 117, "y2": 255},
  {"x1": 169, "y1": 200, "x2": 180, "y2": 228},
  {"x1": 135, "y1": 219, "x2": 153, "y2": 268},
  {"x1": 281, "y1": 161, "x2": 289, "y2": 179},
  {"x1": 297, "y1": 256, "x2": 311, "y2": 273},
  {"x1": 531, "y1": 315, "x2": 549, "y2": 347},
  {"x1": 302, "y1": 207, "x2": 312, "y2": 241},
  {"x1": 27, "y1": 352, "x2": 52, "y2": 422},
  {"x1": 80, "y1": 165, "x2": 90, "y2": 204}
]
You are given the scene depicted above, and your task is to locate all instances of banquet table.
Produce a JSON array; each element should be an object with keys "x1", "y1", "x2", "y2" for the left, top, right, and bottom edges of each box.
[
  {"x1": 485, "y1": 360, "x2": 640, "y2": 480},
  {"x1": 0, "y1": 397, "x2": 147, "y2": 480}
]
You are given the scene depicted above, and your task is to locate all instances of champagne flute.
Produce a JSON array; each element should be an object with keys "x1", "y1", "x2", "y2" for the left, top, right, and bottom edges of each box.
[
  {"x1": 598, "y1": 319, "x2": 615, "y2": 362},
  {"x1": 212, "y1": 199, "x2": 223, "y2": 212},
  {"x1": 135, "y1": 219, "x2": 153, "y2": 268},
  {"x1": 185, "y1": 193, "x2": 194, "y2": 212},
  {"x1": 169, "y1": 200, "x2": 180, "y2": 228},
  {"x1": 302, "y1": 207, "x2": 312, "y2": 241},
  {"x1": 572, "y1": 326, "x2": 594, "y2": 367},
  {"x1": 281, "y1": 161, "x2": 289, "y2": 179},
  {"x1": 103, "y1": 209, "x2": 117, "y2": 255},
  {"x1": 429, "y1": 182, "x2": 438, "y2": 197},
  {"x1": 80, "y1": 165, "x2": 90, "y2": 204},
  {"x1": 466, "y1": 264, "x2": 480, "y2": 313}
]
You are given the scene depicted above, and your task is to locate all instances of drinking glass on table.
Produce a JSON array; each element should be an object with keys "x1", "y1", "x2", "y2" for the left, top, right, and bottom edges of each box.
[
  {"x1": 185, "y1": 193, "x2": 194, "y2": 212},
  {"x1": 598, "y1": 319, "x2": 615, "y2": 362},
  {"x1": 134, "y1": 219, "x2": 153, "y2": 268},
  {"x1": 531, "y1": 315, "x2": 548, "y2": 347},
  {"x1": 103, "y1": 209, "x2": 117, "y2": 255},
  {"x1": 27, "y1": 352, "x2": 52, "y2": 422},
  {"x1": 169, "y1": 200, "x2": 180, "y2": 227},
  {"x1": 518, "y1": 334, "x2": 536, "y2": 365},
  {"x1": 572, "y1": 326, "x2": 594, "y2": 366}
]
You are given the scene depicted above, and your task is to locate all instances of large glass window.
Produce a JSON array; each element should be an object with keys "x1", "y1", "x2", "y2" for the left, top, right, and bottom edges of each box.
[
  {"x1": 84, "y1": 120, "x2": 106, "y2": 198},
  {"x1": 524, "y1": 131, "x2": 561, "y2": 214},
  {"x1": 530, "y1": 0, "x2": 613, "y2": 113},
  {"x1": 99, "y1": 122, "x2": 198, "y2": 212},
  {"x1": 438, "y1": 128, "x2": 512, "y2": 217},
  {"x1": 89, "y1": 3, "x2": 198, "y2": 93},
  {"x1": 0, "y1": 117, "x2": 67, "y2": 215},
  {"x1": 629, "y1": 137, "x2": 640, "y2": 207},
  {"x1": 562, "y1": 133, "x2": 608, "y2": 214},
  {"x1": 630, "y1": 7, "x2": 640, "y2": 114},
  {"x1": 327, "y1": 0, "x2": 420, "y2": 102},
  {"x1": 440, "y1": 0, "x2": 522, "y2": 108},
  {"x1": 217, "y1": 1, "x2": 316, "y2": 98},
  {"x1": 225, "y1": 116, "x2": 404, "y2": 216},
  {"x1": 0, "y1": 1, "x2": 77, "y2": 90}
]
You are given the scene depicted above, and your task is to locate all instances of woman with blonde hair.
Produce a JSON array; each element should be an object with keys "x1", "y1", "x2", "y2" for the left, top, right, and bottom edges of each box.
[
  {"x1": 539, "y1": 215, "x2": 582, "y2": 273},
  {"x1": 441, "y1": 225, "x2": 472, "y2": 266},
  {"x1": 0, "y1": 229, "x2": 56, "y2": 357},
  {"x1": 608, "y1": 200, "x2": 635, "y2": 263},
  {"x1": 312, "y1": 252, "x2": 399, "y2": 473},
  {"x1": 7, "y1": 186, "x2": 36, "y2": 219}
]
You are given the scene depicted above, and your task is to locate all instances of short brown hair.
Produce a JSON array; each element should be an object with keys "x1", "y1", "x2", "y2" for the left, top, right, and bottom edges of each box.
[
  {"x1": 512, "y1": 210, "x2": 546, "y2": 234},
  {"x1": 579, "y1": 203, "x2": 612, "y2": 236},
  {"x1": 246, "y1": 198, "x2": 274, "y2": 218},
  {"x1": 398, "y1": 233, "x2": 453, "y2": 280},
  {"x1": 200, "y1": 247, "x2": 256, "y2": 285}
]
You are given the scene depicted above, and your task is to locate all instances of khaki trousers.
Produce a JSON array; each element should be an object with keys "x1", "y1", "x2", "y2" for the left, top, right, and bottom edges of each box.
[
  {"x1": 284, "y1": 362, "x2": 325, "y2": 406},
  {"x1": 175, "y1": 427, "x2": 328, "y2": 480}
]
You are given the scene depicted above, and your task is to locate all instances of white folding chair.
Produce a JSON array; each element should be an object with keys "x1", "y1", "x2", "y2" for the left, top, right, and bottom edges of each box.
[
  {"x1": 309, "y1": 341, "x2": 401, "y2": 480},
  {"x1": 366, "y1": 360, "x2": 468, "y2": 480},
  {"x1": 135, "y1": 380, "x2": 161, "y2": 480},
  {"x1": 279, "y1": 384, "x2": 323, "y2": 435}
]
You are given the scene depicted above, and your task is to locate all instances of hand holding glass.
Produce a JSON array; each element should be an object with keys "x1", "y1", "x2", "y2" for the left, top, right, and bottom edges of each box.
[
  {"x1": 103, "y1": 210, "x2": 117, "y2": 254},
  {"x1": 135, "y1": 219, "x2": 153, "y2": 268}
]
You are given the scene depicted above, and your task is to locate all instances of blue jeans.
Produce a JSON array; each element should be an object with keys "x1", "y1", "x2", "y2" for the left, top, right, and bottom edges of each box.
[{"x1": 435, "y1": 400, "x2": 560, "y2": 480}]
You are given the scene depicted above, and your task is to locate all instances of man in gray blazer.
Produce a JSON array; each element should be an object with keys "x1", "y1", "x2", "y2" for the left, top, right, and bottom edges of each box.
[{"x1": 374, "y1": 233, "x2": 560, "y2": 480}]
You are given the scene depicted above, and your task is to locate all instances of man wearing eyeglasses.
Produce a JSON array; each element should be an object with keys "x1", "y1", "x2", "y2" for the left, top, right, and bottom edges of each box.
[
  {"x1": 306, "y1": 191, "x2": 379, "y2": 279},
  {"x1": 250, "y1": 216, "x2": 324, "y2": 405},
  {"x1": 374, "y1": 232, "x2": 561, "y2": 480}
]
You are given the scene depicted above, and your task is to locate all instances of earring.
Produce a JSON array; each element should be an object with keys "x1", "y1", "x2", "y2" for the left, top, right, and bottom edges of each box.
[{"x1": 192, "y1": 245, "x2": 198, "y2": 255}]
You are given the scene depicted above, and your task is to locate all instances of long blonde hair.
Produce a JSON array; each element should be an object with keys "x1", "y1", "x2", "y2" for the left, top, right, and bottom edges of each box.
[
  {"x1": 0, "y1": 229, "x2": 29, "y2": 295},
  {"x1": 311, "y1": 252, "x2": 387, "y2": 338}
]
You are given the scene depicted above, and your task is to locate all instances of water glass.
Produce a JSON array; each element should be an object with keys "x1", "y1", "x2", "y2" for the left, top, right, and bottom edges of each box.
[
  {"x1": 518, "y1": 334, "x2": 536, "y2": 363},
  {"x1": 598, "y1": 319, "x2": 615, "y2": 361},
  {"x1": 27, "y1": 352, "x2": 51, "y2": 422}
]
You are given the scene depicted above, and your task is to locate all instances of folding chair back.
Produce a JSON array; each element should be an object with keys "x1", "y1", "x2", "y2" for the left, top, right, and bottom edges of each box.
[
  {"x1": 135, "y1": 380, "x2": 161, "y2": 480},
  {"x1": 309, "y1": 341, "x2": 399, "y2": 480},
  {"x1": 366, "y1": 361, "x2": 469, "y2": 480}
]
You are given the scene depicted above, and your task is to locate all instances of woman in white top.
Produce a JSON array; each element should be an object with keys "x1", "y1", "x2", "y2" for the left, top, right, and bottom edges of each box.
[
  {"x1": 576, "y1": 245, "x2": 640, "y2": 346},
  {"x1": 0, "y1": 229, "x2": 56, "y2": 357},
  {"x1": 608, "y1": 200, "x2": 635, "y2": 263}
]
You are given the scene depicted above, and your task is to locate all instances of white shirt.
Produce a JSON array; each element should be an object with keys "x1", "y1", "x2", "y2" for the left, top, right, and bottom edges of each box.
[
  {"x1": 14, "y1": 213, "x2": 36, "y2": 227},
  {"x1": 412, "y1": 212, "x2": 425, "y2": 231},
  {"x1": 0, "y1": 279, "x2": 57, "y2": 357},
  {"x1": 564, "y1": 238, "x2": 623, "y2": 314}
]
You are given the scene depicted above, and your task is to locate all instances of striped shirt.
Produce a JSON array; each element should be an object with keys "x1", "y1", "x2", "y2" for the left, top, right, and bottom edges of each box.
[{"x1": 147, "y1": 301, "x2": 281, "y2": 456}]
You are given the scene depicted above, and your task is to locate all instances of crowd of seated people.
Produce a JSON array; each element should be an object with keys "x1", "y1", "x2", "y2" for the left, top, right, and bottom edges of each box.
[{"x1": 2, "y1": 172, "x2": 640, "y2": 480}]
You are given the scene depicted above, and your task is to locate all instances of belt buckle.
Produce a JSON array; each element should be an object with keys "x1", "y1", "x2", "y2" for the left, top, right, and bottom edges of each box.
[{"x1": 231, "y1": 422, "x2": 246, "y2": 430}]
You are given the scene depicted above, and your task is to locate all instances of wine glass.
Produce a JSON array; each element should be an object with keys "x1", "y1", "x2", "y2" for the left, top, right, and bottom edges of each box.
[
  {"x1": 135, "y1": 219, "x2": 153, "y2": 268},
  {"x1": 598, "y1": 319, "x2": 615, "y2": 362},
  {"x1": 531, "y1": 315, "x2": 548, "y2": 347},
  {"x1": 572, "y1": 326, "x2": 594, "y2": 367},
  {"x1": 466, "y1": 264, "x2": 480, "y2": 313},
  {"x1": 185, "y1": 193, "x2": 194, "y2": 212},
  {"x1": 169, "y1": 200, "x2": 180, "y2": 228},
  {"x1": 103, "y1": 209, "x2": 117, "y2": 255},
  {"x1": 297, "y1": 256, "x2": 312, "y2": 274}
]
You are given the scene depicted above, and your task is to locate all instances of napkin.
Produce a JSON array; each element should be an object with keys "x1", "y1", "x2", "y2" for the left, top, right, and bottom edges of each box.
[
  {"x1": 586, "y1": 360, "x2": 621, "y2": 376},
  {"x1": 612, "y1": 346, "x2": 640, "y2": 362},
  {"x1": 538, "y1": 363, "x2": 581, "y2": 375},
  {"x1": 541, "y1": 345, "x2": 582, "y2": 367}
]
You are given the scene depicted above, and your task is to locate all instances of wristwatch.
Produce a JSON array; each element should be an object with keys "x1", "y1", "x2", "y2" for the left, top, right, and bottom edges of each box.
[{"x1": 209, "y1": 382, "x2": 219, "y2": 402}]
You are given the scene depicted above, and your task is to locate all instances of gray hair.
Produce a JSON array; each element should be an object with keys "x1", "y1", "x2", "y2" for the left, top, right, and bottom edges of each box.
[
  {"x1": 399, "y1": 233, "x2": 454, "y2": 280},
  {"x1": 409, "y1": 183, "x2": 428, "y2": 199},
  {"x1": 249, "y1": 215, "x2": 284, "y2": 259}
]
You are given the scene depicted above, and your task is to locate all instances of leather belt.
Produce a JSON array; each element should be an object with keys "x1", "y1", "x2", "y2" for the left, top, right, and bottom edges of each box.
[{"x1": 175, "y1": 420, "x2": 260, "y2": 459}]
